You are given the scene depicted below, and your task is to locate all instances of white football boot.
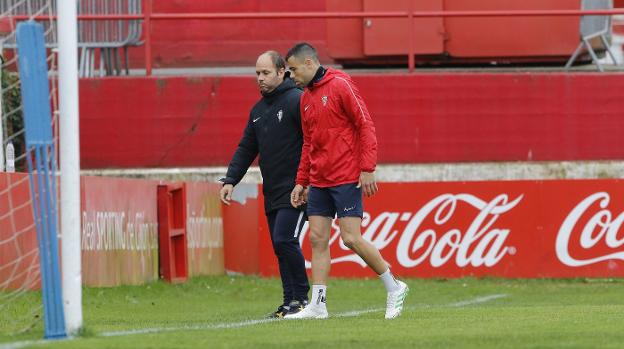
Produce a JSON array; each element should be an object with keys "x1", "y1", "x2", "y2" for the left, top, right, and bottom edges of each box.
[
  {"x1": 285, "y1": 289, "x2": 328, "y2": 319},
  {"x1": 385, "y1": 280, "x2": 409, "y2": 319},
  {"x1": 284, "y1": 303, "x2": 328, "y2": 319}
]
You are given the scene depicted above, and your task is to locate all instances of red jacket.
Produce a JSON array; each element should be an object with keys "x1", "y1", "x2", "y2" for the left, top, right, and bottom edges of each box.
[{"x1": 296, "y1": 68, "x2": 377, "y2": 188}]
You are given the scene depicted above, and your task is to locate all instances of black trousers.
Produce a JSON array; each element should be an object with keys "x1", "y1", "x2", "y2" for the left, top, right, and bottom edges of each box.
[{"x1": 267, "y1": 208, "x2": 310, "y2": 304}]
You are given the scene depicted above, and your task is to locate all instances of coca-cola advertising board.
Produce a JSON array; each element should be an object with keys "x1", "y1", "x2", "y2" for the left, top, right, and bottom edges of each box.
[{"x1": 258, "y1": 180, "x2": 624, "y2": 278}]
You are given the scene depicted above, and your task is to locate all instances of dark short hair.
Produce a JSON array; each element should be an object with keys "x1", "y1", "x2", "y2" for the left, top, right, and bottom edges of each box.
[
  {"x1": 285, "y1": 42, "x2": 320, "y2": 63},
  {"x1": 264, "y1": 50, "x2": 286, "y2": 71}
]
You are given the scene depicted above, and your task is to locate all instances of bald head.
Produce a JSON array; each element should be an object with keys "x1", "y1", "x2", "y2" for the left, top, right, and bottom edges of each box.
[
  {"x1": 260, "y1": 50, "x2": 286, "y2": 70},
  {"x1": 256, "y1": 51, "x2": 286, "y2": 94}
]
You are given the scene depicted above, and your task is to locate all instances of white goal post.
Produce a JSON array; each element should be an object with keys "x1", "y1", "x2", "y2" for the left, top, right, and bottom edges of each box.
[{"x1": 58, "y1": 0, "x2": 83, "y2": 335}]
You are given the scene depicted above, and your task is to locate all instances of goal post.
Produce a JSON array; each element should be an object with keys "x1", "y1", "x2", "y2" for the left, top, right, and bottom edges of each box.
[
  {"x1": 0, "y1": 0, "x2": 82, "y2": 339},
  {"x1": 58, "y1": 0, "x2": 83, "y2": 336}
]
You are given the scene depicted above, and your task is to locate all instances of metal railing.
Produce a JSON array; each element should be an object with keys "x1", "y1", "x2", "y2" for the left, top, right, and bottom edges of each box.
[
  {"x1": 6, "y1": 2, "x2": 624, "y2": 75},
  {"x1": 1, "y1": 0, "x2": 142, "y2": 77},
  {"x1": 134, "y1": 5, "x2": 624, "y2": 75},
  {"x1": 75, "y1": 0, "x2": 142, "y2": 77}
]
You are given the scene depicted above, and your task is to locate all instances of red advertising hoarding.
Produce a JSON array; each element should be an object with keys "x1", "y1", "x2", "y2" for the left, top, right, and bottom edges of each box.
[
  {"x1": 2, "y1": 174, "x2": 227, "y2": 289},
  {"x1": 186, "y1": 181, "x2": 225, "y2": 276},
  {"x1": 222, "y1": 184, "x2": 260, "y2": 275},
  {"x1": 81, "y1": 176, "x2": 160, "y2": 286},
  {"x1": 258, "y1": 180, "x2": 624, "y2": 278}
]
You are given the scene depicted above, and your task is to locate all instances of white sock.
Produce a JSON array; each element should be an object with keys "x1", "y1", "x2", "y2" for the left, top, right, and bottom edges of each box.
[
  {"x1": 379, "y1": 269, "x2": 400, "y2": 292},
  {"x1": 311, "y1": 284, "x2": 327, "y2": 306}
]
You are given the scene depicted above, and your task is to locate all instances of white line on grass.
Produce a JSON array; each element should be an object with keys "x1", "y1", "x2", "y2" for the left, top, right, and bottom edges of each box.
[
  {"x1": 0, "y1": 341, "x2": 38, "y2": 349},
  {"x1": 334, "y1": 293, "x2": 508, "y2": 318},
  {"x1": 0, "y1": 338, "x2": 71, "y2": 349},
  {"x1": 0, "y1": 293, "x2": 508, "y2": 349},
  {"x1": 101, "y1": 293, "x2": 508, "y2": 337},
  {"x1": 447, "y1": 294, "x2": 507, "y2": 307},
  {"x1": 100, "y1": 318, "x2": 279, "y2": 337}
]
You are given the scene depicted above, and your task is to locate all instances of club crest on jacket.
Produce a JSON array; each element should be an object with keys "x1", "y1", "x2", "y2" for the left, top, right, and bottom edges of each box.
[{"x1": 277, "y1": 109, "x2": 283, "y2": 122}]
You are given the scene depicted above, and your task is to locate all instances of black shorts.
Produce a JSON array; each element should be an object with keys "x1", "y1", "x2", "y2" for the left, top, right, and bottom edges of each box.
[{"x1": 307, "y1": 183, "x2": 363, "y2": 219}]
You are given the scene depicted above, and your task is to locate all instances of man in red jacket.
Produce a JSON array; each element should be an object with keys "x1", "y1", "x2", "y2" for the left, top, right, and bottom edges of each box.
[{"x1": 285, "y1": 43, "x2": 408, "y2": 320}]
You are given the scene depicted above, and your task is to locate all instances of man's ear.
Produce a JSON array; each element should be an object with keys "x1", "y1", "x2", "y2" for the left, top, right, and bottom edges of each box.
[{"x1": 277, "y1": 67, "x2": 286, "y2": 78}]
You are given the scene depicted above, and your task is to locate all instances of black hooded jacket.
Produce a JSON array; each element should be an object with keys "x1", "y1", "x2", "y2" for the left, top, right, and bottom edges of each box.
[{"x1": 222, "y1": 77, "x2": 304, "y2": 214}]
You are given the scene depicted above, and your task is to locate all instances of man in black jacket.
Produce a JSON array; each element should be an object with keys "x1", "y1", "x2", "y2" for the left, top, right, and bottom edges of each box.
[{"x1": 220, "y1": 51, "x2": 310, "y2": 318}]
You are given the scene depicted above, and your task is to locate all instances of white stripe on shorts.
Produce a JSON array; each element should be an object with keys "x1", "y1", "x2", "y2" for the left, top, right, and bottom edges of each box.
[{"x1": 293, "y1": 211, "x2": 304, "y2": 238}]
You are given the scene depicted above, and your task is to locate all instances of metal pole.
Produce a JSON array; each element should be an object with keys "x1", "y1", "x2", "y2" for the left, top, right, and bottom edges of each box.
[
  {"x1": 58, "y1": 0, "x2": 83, "y2": 335},
  {"x1": 408, "y1": 2, "x2": 415, "y2": 73},
  {"x1": 0, "y1": 42, "x2": 4, "y2": 172},
  {"x1": 144, "y1": 0, "x2": 152, "y2": 76},
  {"x1": 13, "y1": 9, "x2": 624, "y2": 21}
]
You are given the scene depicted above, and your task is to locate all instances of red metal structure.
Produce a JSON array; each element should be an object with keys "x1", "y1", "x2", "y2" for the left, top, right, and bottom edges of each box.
[
  {"x1": 133, "y1": 4, "x2": 624, "y2": 73},
  {"x1": 157, "y1": 183, "x2": 188, "y2": 283},
  {"x1": 326, "y1": 0, "x2": 600, "y2": 66},
  {"x1": 9, "y1": 2, "x2": 624, "y2": 71}
]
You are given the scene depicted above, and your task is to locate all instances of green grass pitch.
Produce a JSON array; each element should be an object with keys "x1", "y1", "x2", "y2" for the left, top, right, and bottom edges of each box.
[{"x1": 2, "y1": 276, "x2": 624, "y2": 349}]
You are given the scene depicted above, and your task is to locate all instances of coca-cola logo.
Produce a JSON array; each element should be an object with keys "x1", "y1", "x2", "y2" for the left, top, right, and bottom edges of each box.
[
  {"x1": 299, "y1": 193, "x2": 523, "y2": 269},
  {"x1": 557, "y1": 192, "x2": 624, "y2": 267}
]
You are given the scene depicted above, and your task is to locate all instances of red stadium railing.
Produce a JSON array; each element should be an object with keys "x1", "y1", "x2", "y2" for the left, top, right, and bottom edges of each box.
[{"x1": 11, "y1": 5, "x2": 624, "y2": 75}]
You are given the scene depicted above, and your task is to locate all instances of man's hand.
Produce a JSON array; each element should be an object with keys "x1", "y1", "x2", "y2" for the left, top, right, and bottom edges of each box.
[
  {"x1": 357, "y1": 171, "x2": 378, "y2": 197},
  {"x1": 220, "y1": 184, "x2": 234, "y2": 205},
  {"x1": 302, "y1": 186, "x2": 309, "y2": 204},
  {"x1": 291, "y1": 184, "x2": 306, "y2": 207}
]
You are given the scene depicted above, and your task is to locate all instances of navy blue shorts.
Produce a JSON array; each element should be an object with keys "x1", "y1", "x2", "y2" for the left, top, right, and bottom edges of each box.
[{"x1": 307, "y1": 183, "x2": 363, "y2": 219}]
